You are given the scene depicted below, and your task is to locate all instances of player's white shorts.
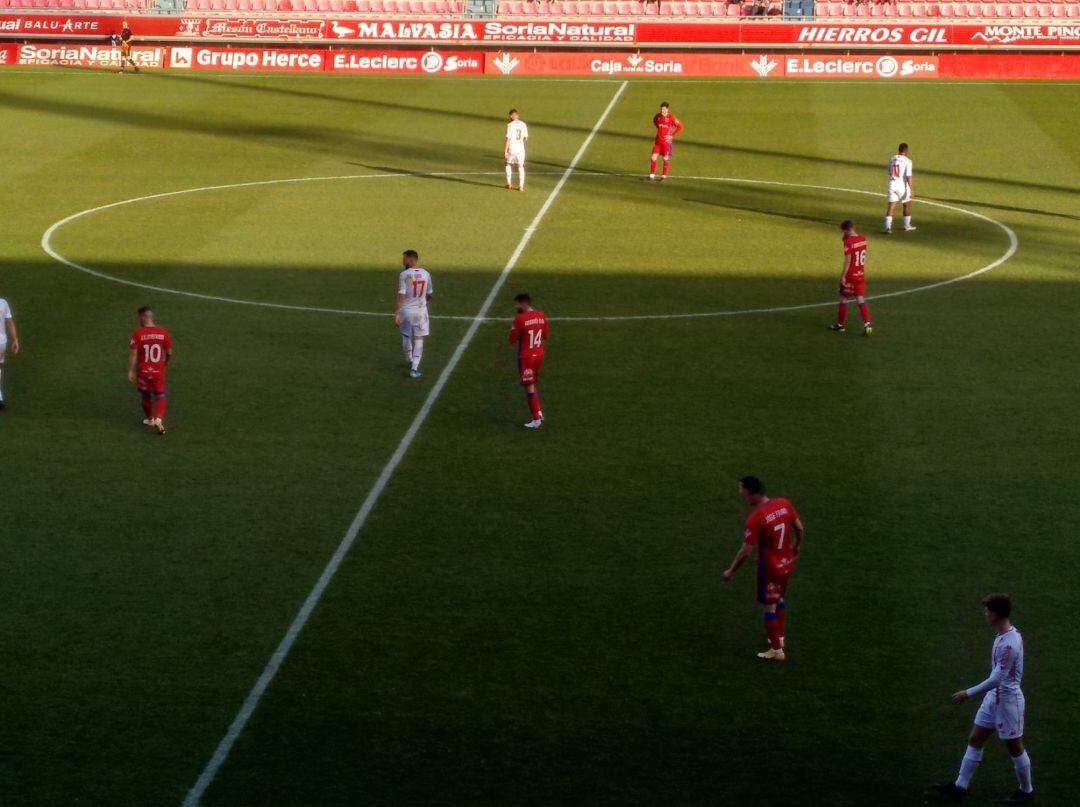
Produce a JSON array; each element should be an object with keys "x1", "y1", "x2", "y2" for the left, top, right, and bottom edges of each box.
[
  {"x1": 974, "y1": 690, "x2": 1025, "y2": 740},
  {"x1": 506, "y1": 148, "x2": 526, "y2": 167},
  {"x1": 886, "y1": 180, "x2": 912, "y2": 204},
  {"x1": 399, "y1": 307, "x2": 430, "y2": 339}
]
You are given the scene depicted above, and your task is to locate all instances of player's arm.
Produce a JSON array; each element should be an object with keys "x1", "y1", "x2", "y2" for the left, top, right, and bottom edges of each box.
[
  {"x1": 952, "y1": 646, "x2": 1010, "y2": 703},
  {"x1": 722, "y1": 541, "x2": 754, "y2": 582},
  {"x1": 504, "y1": 135, "x2": 511, "y2": 159},
  {"x1": 791, "y1": 517, "x2": 805, "y2": 557},
  {"x1": 508, "y1": 319, "x2": 520, "y2": 345},
  {"x1": 671, "y1": 118, "x2": 683, "y2": 139},
  {"x1": 4, "y1": 314, "x2": 18, "y2": 354},
  {"x1": 906, "y1": 165, "x2": 914, "y2": 197},
  {"x1": 127, "y1": 347, "x2": 138, "y2": 384}
]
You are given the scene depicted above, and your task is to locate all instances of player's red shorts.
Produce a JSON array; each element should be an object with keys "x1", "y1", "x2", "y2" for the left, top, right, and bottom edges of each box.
[
  {"x1": 840, "y1": 276, "x2": 866, "y2": 298},
  {"x1": 137, "y1": 374, "x2": 166, "y2": 396},
  {"x1": 518, "y1": 354, "x2": 543, "y2": 386},
  {"x1": 756, "y1": 562, "x2": 791, "y2": 605},
  {"x1": 652, "y1": 138, "x2": 673, "y2": 158}
]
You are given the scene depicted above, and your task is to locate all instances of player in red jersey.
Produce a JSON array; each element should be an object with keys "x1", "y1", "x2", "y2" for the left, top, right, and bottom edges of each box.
[
  {"x1": 508, "y1": 292, "x2": 548, "y2": 430},
  {"x1": 723, "y1": 475, "x2": 805, "y2": 662},
  {"x1": 829, "y1": 219, "x2": 873, "y2": 336},
  {"x1": 127, "y1": 306, "x2": 173, "y2": 435},
  {"x1": 648, "y1": 101, "x2": 683, "y2": 182}
]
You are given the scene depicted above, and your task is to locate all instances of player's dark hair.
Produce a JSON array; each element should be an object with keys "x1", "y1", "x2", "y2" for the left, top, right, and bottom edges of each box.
[
  {"x1": 898, "y1": 142, "x2": 908, "y2": 153},
  {"x1": 137, "y1": 306, "x2": 152, "y2": 316},
  {"x1": 403, "y1": 249, "x2": 419, "y2": 260},
  {"x1": 740, "y1": 475, "x2": 764, "y2": 495},
  {"x1": 509, "y1": 108, "x2": 517, "y2": 116},
  {"x1": 660, "y1": 101, "x2": 670, "y2": 108},
  {"x1": 514, "y1": 293, "x2": 532, "y2": 305},
  {"x1": 840, "y1": 219, "x2": 853, "y2": 231},
  {"x1": 982, "y1": 594, "x2": 1012, "y2": 620}
]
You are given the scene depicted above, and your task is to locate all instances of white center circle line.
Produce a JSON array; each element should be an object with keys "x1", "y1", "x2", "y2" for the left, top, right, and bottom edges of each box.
[{"x1": 41, "y1": 171, "x2": 1017, "y2": 323}]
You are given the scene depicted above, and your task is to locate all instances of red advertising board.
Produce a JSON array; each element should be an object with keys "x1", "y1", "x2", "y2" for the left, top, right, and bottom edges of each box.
[
  {"x1": 328, "y1": 49, "x2": 483, "y2": 73},
  {"x1": 484, "y1": 50, "x2": 939, "y2": 78},
  {"x1": 0, "y1": 14, "x2": 1078, "y2": 49},
  {"x1": 0, "y1": 42, "x2": 16, "y2": 66},
  {"x1": 14, "y1": 42, "x2": 166, "y2": 68},
  {"x1": 939, "y1": 51, "x2": 1080, "y2": 78},
  {"x1": 168, "y1": 45, "x2": 325, "y2": 70}
]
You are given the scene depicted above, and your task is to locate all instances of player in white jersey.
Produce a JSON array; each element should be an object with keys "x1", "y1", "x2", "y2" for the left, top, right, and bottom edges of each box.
[
  {"x1": 0, "y1": 297, "x2": 20, "y2": 410},
  {"x1": 395, "y1": 250, "x2": 433, "y2": 378},
  {"x1": 883, "y1": 142, "x2": 916, "y2": 234},
  {"x1": 504, "y1": 108, "x2": 528, "y2": 193},
  {"x1": 933, "y1": 594, "x2": 1034, "y2": 804}
]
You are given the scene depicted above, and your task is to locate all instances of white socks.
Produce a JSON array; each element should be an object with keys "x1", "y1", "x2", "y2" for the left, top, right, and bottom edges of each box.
[
  {"x1": 903, "y1": 215, "x2": 912, "y2": 228},
  {"x1": 411, "y1": 338, "x2": 424, "y2": 371},
  {"x1": 1012, "y1": 750, "x2": 1033, "y2": 793},
  {"x1": 0, "y1": 365, "x2": 4, "y2": 401},
  {"x1": 884, "y1": 215, "x2": 893, "y2": 230},
  {"x1": 505, "y1": 165, "x2": 512, "y2": 185},
  {"x1": 402, "y1": 336, "x2": 413, "y2": 365},
  {"x1": 956, "y1": 744, "x2": 983, "y2": 789},
  {"x1": 517, "y1": 165, "x2": 525, "y2": 189}
]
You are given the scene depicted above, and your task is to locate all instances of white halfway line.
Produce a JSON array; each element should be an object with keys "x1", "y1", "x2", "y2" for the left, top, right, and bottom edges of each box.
[{"x1": 179, "y1": 79, "x2": 628, "y2": 807}]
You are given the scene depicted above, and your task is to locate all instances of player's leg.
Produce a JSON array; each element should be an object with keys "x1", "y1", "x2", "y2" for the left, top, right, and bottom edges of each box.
[
  {"x1": 661, "y1": 155, "x2": 671, "y2": 180},
  {"x1": 520, "y1": 359, "x2": 543, "y2": 428},
  {"x1": 410, "y1": 337, "x2": 424, "y2": 374},
  {"x1": 855, "y1": 294, "x2": 872, "y2": 335},
  {"x1": 505, "y1": 159, "x2": 512, "y2": 190},
  {"x1": 831, "y1": 294, "x2": 849, "y2": 331},
  {"x1": 649, "y1": 149, "x2": 659, "y2": 180},
  {"x1": 401, "y1": 317, "x2": 414, "y2": 368},
  {"x1": 757, "y1": 600, "x2": 785, "y2": 661},
  {"x1": 776, "y1": 597, "x2": 787, "y2": 647},
  {"x1": 883, "y1": 199, "x2": 896, "y2": 233},
  {"x1": 518, "y1": 159, "x2": 525, "y2": 191},
  {"x1": 1001, "y1": 694, "x2": 1033, "y2": 802},
  {"x1": 409, "y1": 314, "x2": 428, "y2": 376},
  {"x1": 901, "y1": 199, "x2": 915, "y2": 231},
  {"x1": 0, "y1": 348, "x2": 6, "y2": 407},
  {"x1": 936, "y1": 720, "x2": 994, "y2": 796},
  {"x1": 524, "y1": 381, "x2": 542, "y2": 425}
]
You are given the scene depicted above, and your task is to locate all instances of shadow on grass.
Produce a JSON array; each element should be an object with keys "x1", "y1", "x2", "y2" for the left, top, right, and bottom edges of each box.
[{"x1": 3, "y1": 70, "x2": 1079, "y2": 199}]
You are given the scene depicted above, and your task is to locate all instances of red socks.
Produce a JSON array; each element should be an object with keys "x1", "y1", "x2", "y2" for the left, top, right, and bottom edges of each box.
[
  {"x1": 777, "y1": 606, "x2": 787, "y2": 639},
  {"x1": 649, "y1": 159, "x2": 657, "y2": 175},
  {"x1": 837, "y1": 302, "x2": 848, "y2": 326},
  {"x1": 141, "y1": 398, "x2": 152, "y2": 418},
  {"x1": 154, "y1": 396, "x2": 167, "y2": 421},
  {"x1": 858, "y1": 302, "x2": 871, "y2": 324},
  {"x1": 662, "y1": 161, "x2": 670, "y2": 177},
  {"x1": 527, "y1": 391, "x2": 542, "y2": 420},
  {"x1": 764, "y1": 613, "x2": 782, "y2": 650}
]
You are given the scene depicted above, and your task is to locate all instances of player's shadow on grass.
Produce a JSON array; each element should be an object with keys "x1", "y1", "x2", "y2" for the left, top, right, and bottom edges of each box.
[
  {"x1": 682, "y1": 195, "x2": 836, "y2": 226},
  {"x1": 344, "y1": 161, "x2": 495, "y2": 189},
  {"x1": 924, "y1": 196, "x2": 1080, "y2": 222}
]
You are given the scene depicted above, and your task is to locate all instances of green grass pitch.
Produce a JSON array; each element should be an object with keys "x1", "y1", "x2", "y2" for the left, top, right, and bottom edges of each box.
[{"x1": 1, "y1": 69, "x2": 1078, "y2": 806}]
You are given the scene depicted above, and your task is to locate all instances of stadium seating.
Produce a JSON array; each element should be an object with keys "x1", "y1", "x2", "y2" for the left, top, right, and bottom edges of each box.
[{"x1": 0, "y1": 0, "x2": 1076, "y2": 18}]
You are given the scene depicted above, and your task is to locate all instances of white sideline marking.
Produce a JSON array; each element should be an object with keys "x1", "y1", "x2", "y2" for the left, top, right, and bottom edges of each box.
[
  {"x1": 179, "y1": 79, "x2": 627, "y2": 807},
  {"x1": 43, "y1": 174, "x2": 1018, "y2": 324}
]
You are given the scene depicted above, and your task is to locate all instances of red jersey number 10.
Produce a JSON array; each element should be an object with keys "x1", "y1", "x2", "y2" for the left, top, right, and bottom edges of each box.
[{"x1": 142, "y1": 343, "x2": 164, "y2": 364}]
